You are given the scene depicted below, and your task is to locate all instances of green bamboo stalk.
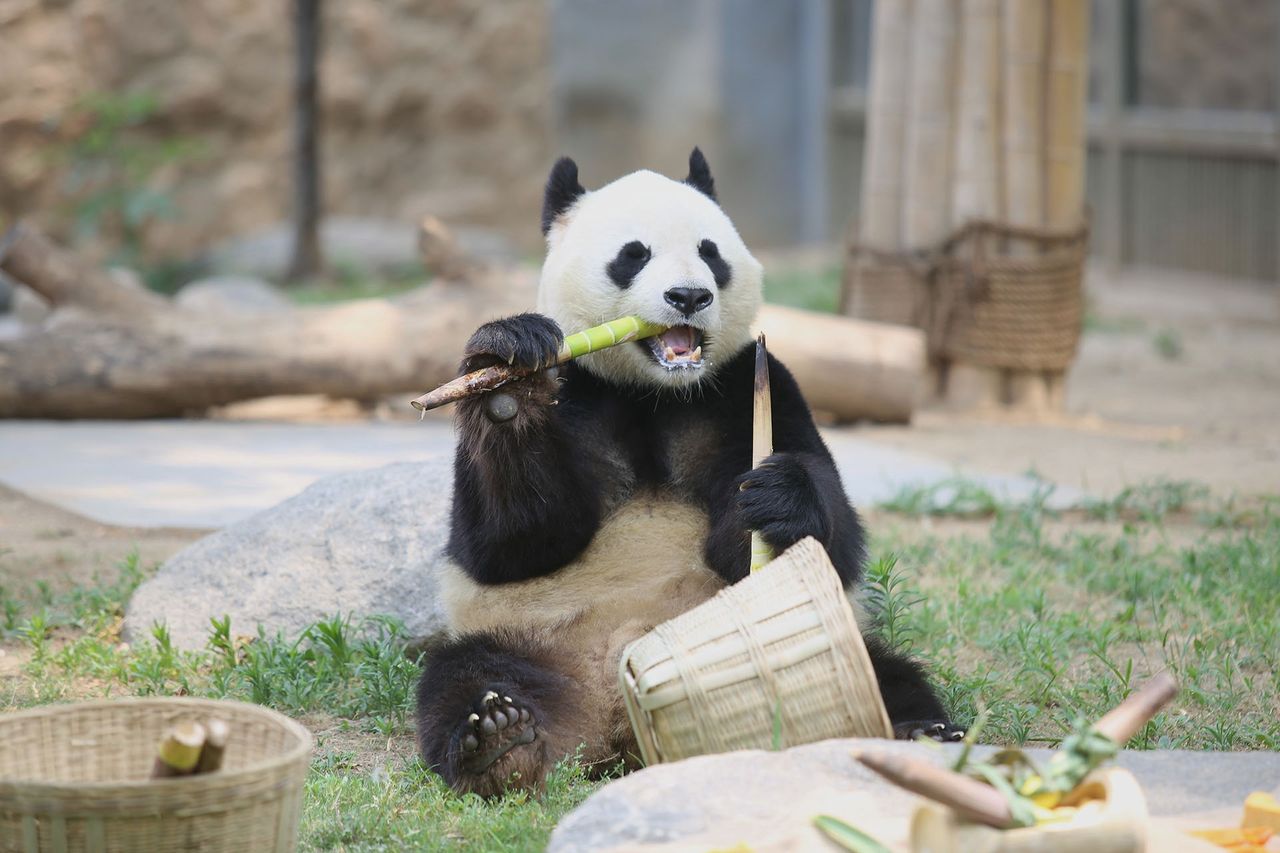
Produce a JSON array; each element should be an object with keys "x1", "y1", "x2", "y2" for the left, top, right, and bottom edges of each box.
[{"x1": 410, "y1": 316, "x2": 667, "y2": 412}]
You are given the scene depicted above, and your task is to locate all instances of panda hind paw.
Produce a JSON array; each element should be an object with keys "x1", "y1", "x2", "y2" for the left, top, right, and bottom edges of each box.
[{"x1": 459, "y1": 689, "x2": 538, "y2": 772}]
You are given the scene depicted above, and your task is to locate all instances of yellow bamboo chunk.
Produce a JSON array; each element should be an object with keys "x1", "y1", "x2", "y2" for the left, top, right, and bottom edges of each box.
[
  {"x1": 151, "y1": 720, "x2": 207, "y2": 779},
  {"x1": 750, "y1": 333, "x2": 774, "y2": 572},
  {"x1": 952, "y1": 0, "x2": 1003, "y2": 225},
  {"x1": 195, "y1": 717, "x2": 230, "y2": 774}
]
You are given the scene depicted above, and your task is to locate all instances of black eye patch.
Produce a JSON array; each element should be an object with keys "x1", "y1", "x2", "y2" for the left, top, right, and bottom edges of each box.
[
  {"x1": 698, "y1": 239, "x2": 731, "y2": 287},
  {"x1": 606, "y1": 240, "x2": 651, "y2": 289}
]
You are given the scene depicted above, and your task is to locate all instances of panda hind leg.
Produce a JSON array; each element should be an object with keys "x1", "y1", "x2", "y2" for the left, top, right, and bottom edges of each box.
[
  {"x1": 864, "y1": 636, "x2": 966, "y2": 742},
  {"x1": 415, "y1": 629, "x2": 586, "y2": 797}
]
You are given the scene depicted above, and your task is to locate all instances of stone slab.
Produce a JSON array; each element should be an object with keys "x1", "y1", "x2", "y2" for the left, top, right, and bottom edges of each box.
[{"x1": 548, "y1": 739, "x2": 1280, "y2": 853}]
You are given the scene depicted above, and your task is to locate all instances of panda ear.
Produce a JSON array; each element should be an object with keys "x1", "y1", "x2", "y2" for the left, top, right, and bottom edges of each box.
[
  {"x1": 684, "y1": 147, "x2": 717, "y2": 202},
  {"x1": 542, "y1": 157, "x2": 586, "y2": 235}
]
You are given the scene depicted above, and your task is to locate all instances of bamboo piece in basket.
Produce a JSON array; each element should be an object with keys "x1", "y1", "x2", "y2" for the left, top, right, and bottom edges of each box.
[
  {"x1": 749, "y1": 333, "x2": 774, "y2": 573},
  {"x1": 151, "y1": 720, "x2": 207, "y2": 779},
  {"x1": 619, "y1": 536, "x2": 894, "y2": 765},
  {"x1": 196, "y1": 717, "x2": 231, "y2": 774}
]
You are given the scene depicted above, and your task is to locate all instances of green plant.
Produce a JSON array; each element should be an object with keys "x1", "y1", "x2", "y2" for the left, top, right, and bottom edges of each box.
[
  {"x1": 54, "y1": 91, "x2": 202, "y2": 290},
  {"x1": 1152, "y1": 327, "x2": 1183, "y2": 360}
]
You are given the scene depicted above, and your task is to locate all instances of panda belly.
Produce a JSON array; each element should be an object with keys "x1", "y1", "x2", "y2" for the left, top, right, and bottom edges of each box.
[{"x1": 440, "y1": 494, "x2": 725, "y2": 648}]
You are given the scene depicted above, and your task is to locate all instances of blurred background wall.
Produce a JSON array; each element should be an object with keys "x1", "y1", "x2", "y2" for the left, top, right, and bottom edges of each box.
[
  {"x1": 1, "y1": 0, "x2": 1276, "y2": 279},
  {"x1": 0, "y1": 0, "x2": 550, "y2": 259}
]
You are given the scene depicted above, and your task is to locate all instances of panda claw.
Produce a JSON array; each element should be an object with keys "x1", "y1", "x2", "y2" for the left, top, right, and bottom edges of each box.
[{"x1": 459, "y1": 688, "x2": 540, "y2": 773}]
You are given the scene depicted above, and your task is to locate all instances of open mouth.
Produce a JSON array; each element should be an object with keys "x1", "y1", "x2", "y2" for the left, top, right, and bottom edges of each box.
[{"x1": 643, "y1": 325, "x2": 705, "y2": 370}]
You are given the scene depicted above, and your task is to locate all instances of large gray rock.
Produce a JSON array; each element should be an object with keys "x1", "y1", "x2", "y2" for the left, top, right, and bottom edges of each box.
[
  {"x1": 176, "y1": 276, "x2": 292, "y2": 314},
  {"x1": 124, "y1": 458, "x2": 454, "y2": 649},
  {"x1": 549, "y1": 739, "x2": 1279, "y2": 852}
]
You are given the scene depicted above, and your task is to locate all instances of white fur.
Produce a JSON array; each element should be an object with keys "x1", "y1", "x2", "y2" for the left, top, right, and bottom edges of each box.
[{"x1": 537, "y1": 169, "x2": 764, "y2": 390}]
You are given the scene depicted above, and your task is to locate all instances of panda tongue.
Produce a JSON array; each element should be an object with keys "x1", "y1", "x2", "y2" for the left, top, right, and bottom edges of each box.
[{"x1": 660, "y1": 326, "x2": 697, "y2": 356}]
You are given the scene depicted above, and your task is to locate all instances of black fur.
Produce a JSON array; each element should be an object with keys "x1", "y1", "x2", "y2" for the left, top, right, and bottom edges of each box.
[
  {"x1": 447, "y1": 314, "x2": 603, "y2": 584},
  {"x1": 605, "y1": 241, "x2": 651, "y2": 289},
  {"x1": 698, "y1": 239, "x2": 732, "y2": 287},
  {"x1": 684, "y1": 147, "x2": 717, "y2": 201},
  {"x1": 541, "y1": 157, "x2": 586, "y2": 235},
  {"x1": 415, "y1": 629, "x2": 575, "y2": 789}
]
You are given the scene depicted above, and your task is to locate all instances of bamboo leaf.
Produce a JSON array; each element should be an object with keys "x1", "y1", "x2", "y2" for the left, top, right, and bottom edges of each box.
[{"x1": 812, "y1": 815, "x2": 892, "y2": 853}]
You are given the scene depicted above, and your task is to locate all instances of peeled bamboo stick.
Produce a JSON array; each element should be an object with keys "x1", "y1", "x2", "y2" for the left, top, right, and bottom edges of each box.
[
  {"x1": 750, "y1": 333, "x2": 774, "y2": 572},
  {"x1": 1092, "y1": 672, "x2": 1178, "y2": 745},
  {"x1": 151, "y1": 721, "x2": 207, "y2": 779},
  {"x1": 855, "y1": 748, "x2": 1015, "y2": 828},
  {"x1": 410, "y1": 316, "x2": 667, "y2": 412},
  {"x1": 196, "y1": 717, "x2": 230, "y2": 774}
]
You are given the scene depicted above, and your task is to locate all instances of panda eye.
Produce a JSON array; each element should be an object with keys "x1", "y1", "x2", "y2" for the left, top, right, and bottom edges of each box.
[
  {"x1": 607, "y1": 241, "x2": 651, "y2": 289},
  {"x1": 698, "y1": 239, "x2": 720, "y2": 260},
  {"x1": 623, "y1": 241, "x2": 650, "y2": 261}
]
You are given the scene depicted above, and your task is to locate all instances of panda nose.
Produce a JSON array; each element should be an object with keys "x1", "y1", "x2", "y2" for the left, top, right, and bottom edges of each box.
[{"x1": 664, "y1": 286, "x2": 714, "y2": 317}]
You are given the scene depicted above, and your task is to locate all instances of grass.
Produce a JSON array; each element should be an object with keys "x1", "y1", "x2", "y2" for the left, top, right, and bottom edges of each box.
[
  {"x1": 869, "y1": 480, "x2": 1280, "y2": 750},
  {"x1": 764, "y1": 265, "x2": 842, "y2": 313},
  {"x1": 2, "y1": 478, "x2": 1277, "y2": 848}
]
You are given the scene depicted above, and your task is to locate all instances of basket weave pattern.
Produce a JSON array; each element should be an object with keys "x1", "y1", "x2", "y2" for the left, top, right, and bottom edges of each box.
[
  {"x1": 842, "y1": 220, "x2": 1088, "y2": 371},
  {"x1": 619, "y1": 537, "x2": 891, "y2": 764},
  {"x1": 0, "y1": 698, "x2": 312, "y2": 853}
]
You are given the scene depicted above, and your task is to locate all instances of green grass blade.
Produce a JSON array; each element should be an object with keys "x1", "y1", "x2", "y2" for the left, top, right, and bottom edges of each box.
[{"x1": 813, "y1": 815, "x2": 892, "y2": 853}]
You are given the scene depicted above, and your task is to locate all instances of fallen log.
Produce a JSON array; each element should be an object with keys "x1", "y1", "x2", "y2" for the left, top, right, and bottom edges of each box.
[
  {"x1": 755, "y1": 304, "x2": 925, "y2": 424},
  {"x1": 0, "y1": 222, "x2": 531, "y2": 419},
  {"x1": 0, "y1": 223, "x2": 921, "y2": 422}
]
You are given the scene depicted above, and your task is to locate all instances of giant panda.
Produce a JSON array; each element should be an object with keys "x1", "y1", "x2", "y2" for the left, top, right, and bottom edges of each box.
[{"x1": 415, "y1": 149, "x2": 959, "y2": 797}]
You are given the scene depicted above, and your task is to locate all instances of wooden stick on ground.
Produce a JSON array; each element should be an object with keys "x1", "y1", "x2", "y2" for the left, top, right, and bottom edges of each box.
[
  {"x1": 410, "y1": 316, "x2": 667, "y2": 413},
  {"x1": 1091, "y1": 672, "x2": 1178, "y2": 745},
  {"x1": 196, "y1": 717, "x2": 230, "y2": 774},
  {"x1": 749, "y1": 333, "x2": 774, "y2": 572},
  {"x1": 854, "y1": 748, "x2": 1015, "y2": 828},
  {"x1": 151, "y1": 721, "x2": 207, "y2": 779}
]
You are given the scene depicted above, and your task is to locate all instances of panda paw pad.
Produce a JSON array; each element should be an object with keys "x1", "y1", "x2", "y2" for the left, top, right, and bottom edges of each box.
[{"x1": 459, "y1": 689, "x2": 537, "y2": 771}]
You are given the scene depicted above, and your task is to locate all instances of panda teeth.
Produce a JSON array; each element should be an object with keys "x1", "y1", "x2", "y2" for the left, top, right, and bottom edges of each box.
[
  {"x1": 664, "y1": 346, "x2": 678, "y2": 362},
  {"x1": 691, "y1": 346, "x2": 702, "y2": 363}
]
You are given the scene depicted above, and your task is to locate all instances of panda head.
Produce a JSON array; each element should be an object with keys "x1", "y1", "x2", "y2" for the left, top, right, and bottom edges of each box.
[{"x1": 536, "y1": 148, "x2": 764, "y2": 390}]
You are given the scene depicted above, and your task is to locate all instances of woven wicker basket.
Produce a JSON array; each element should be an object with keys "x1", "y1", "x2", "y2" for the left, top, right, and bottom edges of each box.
[
  {"x1": 843, "y1": 220, "x2": 1088, "y2": 371},
  {"x1": 0, "y1": 697, "x2": 312, "y2": 853},
  {"x1": 619, "y1": 537, "x2": 892, "y2": 764}
]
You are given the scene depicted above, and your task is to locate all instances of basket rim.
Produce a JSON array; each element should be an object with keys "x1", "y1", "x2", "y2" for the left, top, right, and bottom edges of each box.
[{"x1": 0, "y1": 696, "x2": 313, "y2": 794}]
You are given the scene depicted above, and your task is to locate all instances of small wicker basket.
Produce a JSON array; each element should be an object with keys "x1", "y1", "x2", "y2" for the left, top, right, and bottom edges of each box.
[
  {"x1": 619, "y1": 537, "x2": 892, "y2": 764},
  {"x1": 0, "y1": 697, "x2": 313, "y2": 853}
]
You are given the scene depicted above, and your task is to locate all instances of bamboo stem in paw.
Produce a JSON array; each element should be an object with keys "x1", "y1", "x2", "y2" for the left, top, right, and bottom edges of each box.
[
  {"x1": 750, "y1": 333, "x2": 774, "y2": 572},
  {"x1": 410, "y1": 316, "x2": 668, "y2": 412}
]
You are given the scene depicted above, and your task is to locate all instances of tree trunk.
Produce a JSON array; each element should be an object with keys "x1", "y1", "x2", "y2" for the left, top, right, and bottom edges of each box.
[
  {"x1": 0, "y1": 223, "x2": 529, "y2": 419},
  {"x1": 287, "y1": 0, "x2": 324, "y2": 282}
]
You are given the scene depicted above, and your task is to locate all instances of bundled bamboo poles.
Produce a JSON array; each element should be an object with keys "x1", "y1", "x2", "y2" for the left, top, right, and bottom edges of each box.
[
  {"x1": 849, "y1": 0, "x2": 1092, "y2": 413},
  {"x1": 151, "y1": 717, "x2": 231, "y2": 779}
]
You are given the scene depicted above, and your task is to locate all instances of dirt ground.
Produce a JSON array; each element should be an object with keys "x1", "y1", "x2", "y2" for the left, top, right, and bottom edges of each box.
[
  {"x1": 858, "y1": 264, "x2": 1280, "y2": 497},
  {"x1": 0, "y1": 484, "x2": 204, "y2": 602},
  {"x1": 1, "y1": 263, "x2": 1275, "y2": 600}
]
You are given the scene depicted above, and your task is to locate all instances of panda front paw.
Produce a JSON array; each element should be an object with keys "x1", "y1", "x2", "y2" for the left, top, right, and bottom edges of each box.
[
  {"x1": 734, "y1": 452, "x2": 832, "y2": 552},
  {"x1": 463, "y1": 313, "x2": 563, "y2": 374}
]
